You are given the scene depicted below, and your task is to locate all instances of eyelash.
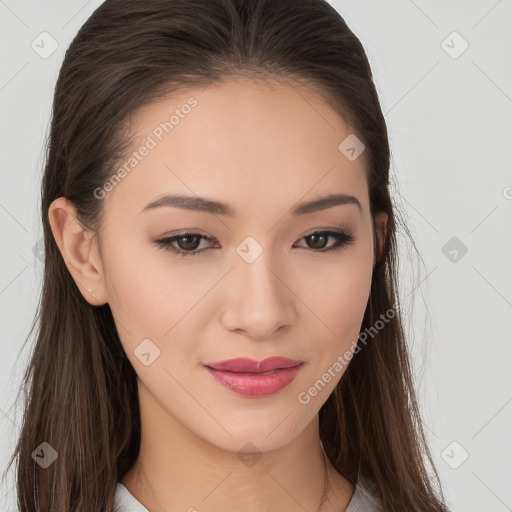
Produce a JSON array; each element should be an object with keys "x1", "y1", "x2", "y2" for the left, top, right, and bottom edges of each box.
[{"x1": 154, "y1": 230, "x2": 355, "y2": 258}]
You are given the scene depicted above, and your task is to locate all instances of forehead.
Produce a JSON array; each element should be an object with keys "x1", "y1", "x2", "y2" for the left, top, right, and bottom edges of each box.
[{"x1": 106, "y1": 77, "x2": 370, "y2": 219}]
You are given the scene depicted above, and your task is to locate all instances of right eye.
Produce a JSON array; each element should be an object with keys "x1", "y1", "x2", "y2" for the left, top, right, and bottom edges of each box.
[{"x1": 154, "y1": 232, "x2": 217, "y2": 258}]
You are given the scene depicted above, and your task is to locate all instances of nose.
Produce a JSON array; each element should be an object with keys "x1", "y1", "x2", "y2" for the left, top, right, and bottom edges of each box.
[{"x1": 220, "y1": 251, "x2": 297, "y2": 340}]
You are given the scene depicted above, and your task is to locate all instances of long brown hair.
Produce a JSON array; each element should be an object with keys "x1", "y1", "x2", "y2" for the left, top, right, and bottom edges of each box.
[{"x1": 3, "y1": 0, "x2": 449, "y2": 510}]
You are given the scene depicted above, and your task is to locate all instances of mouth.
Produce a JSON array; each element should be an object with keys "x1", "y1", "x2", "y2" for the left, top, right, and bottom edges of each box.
[{"x1": 203, "y1": 357, "x2": 304, "y2": 397}]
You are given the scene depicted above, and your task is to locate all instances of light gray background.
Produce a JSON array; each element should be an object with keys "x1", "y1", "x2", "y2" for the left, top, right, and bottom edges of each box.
[{"x1": 1, "y1": 1, "x2": 511, "y2": 511}]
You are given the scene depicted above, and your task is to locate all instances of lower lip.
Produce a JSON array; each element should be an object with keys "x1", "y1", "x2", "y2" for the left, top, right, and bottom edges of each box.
[{"x1": 204, "y1": 364, "x2": 303, "y2": 397}]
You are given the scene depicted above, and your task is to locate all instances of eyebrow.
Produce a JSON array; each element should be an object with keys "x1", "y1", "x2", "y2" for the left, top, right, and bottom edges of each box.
[{"x1": 141, "y1": 192, "x2": 361, "y2": 216}]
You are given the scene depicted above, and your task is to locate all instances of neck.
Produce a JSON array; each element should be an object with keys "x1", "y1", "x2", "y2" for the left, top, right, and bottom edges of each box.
[{"x1": 121, "y1": 383, "x2": 355, "y2": 512}]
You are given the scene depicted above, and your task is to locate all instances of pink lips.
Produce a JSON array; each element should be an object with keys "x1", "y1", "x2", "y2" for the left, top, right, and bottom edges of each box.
[{"x1": 204, "y1": 357, "x2": 303, "y2": 397}]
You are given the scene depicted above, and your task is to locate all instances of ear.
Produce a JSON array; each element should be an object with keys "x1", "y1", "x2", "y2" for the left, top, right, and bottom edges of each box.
[
  {"x1": 48, "y1": 197, "x2": 108, "y2": 306},
  {"x1": 372, "y1": 211, "x2": 388, "y2": 267}
]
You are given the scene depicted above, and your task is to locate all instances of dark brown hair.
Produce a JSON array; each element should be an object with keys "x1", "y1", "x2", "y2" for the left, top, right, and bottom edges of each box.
[{"x1": 4, "y1": 0, "x2": 449, "y2": 510}]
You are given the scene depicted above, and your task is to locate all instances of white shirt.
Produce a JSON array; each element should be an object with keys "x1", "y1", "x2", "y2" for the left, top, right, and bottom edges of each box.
[{"x1": 114, "y1": 474, "x2": 384, "y2": 511}]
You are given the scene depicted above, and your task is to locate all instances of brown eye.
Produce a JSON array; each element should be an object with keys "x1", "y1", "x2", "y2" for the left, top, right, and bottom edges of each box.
[
  {"x1": 174, "y1": 234, "x2": 202, "y2": 251},
  {"x1": 295, "y1": 231, "x2": 355, "y2": 252},
  {"x1": 155, "y1": 233, "x2": 215, "y2": 257}
]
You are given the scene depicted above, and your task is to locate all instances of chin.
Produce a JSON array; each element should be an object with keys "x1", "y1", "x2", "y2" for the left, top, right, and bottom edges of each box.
[{"x1": 194, "y1": 407, "x2": 315, "y2": 454}]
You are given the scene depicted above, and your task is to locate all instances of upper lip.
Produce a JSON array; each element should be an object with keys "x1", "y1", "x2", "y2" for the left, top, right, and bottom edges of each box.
[{"x1": 204, "y1": 357, "x2": 302, "y2": 373}]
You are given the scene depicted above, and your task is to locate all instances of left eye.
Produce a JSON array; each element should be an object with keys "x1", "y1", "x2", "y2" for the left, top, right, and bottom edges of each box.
[{"x1": 154, "y1": 230, "x2": 354, "y2": 258}]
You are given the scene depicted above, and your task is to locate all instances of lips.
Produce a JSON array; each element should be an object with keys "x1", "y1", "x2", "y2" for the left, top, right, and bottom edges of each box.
[
  {"x1": 203, "y1": 357, "x2": 303, "y2": 397},
  {"x1": 204, "y1": 357, "x2": 302, "y2": 373}
]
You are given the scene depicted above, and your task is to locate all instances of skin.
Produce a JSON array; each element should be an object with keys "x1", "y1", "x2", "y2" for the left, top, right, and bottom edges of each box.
[{"x1": 49, "y1": 77, "x2": 387, "y2": 512}]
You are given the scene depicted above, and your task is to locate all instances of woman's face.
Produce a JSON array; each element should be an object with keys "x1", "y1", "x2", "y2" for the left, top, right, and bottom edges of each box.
[{"x1": 91, "y1": 78, "x2": 386, "y2": 452}]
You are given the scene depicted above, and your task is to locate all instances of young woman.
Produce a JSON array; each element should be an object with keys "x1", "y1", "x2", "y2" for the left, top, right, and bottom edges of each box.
[{"x1": 4, "y1": 0, "x2": 450, "y2": 510}]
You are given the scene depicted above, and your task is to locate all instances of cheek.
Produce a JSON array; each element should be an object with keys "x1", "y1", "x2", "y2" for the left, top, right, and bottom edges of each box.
[
  {"x1": 291, "y1": 253, "x2": 372, "y2": 409},
  {"x1": 310, "y1": 255, "x2": 371, "y2": 324},
  {"x1": 299, "y1": 249, "x2": 373, "y2": 361},
  {"x1": 101, "y1": 232, "x2": 199, "y2": 342}
]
